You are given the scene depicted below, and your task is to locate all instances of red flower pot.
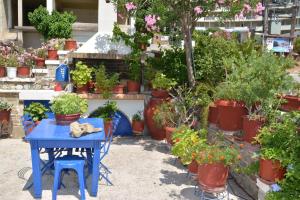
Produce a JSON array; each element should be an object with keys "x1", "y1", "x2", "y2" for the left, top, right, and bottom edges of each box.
[
  {"x1": 281, "y1": 95, "x2": 300, "y2": 111},
  {"x1": 127, "y1": 80, "x2": 140, "y2": 94},
  {"x1": 188, "y1": 160, "x2": 198, "y2": 174},
  {"x1": 198, "y1": 163, "x2": 229, "y2": 192},
  {"x1": 64, "y1": 39, "x2": 77, "y2": 51},
  {"x1": 165, "y1": 126, "x2": 176, "y2": 145},
  {"x1": 55, "y1": 113, "x2": 80, "y2": 125},
  {"x1": 48, "y1": 49, "x2": 58, "y2": 60},
  {"x1": 259, "y1": 159, "x2": 286, "y2": 183},
  {"x1": 113, "y1": 84, "x2": 125, "y2": 94},
  {"x1": 216, "y1": 100, "x2": 247, "y2": 131},
  {"x1": 132, "y1": 120, "x2": 144, "y2": 135},
  {"x1": 144, "y1": 97, "x2": 167, "y2": 140},
  {"x1": 17, "y1": 66, "x2": 30, "y2": 78},
  {"x1": 76, "y1": 84, "x2": 89, "y2": 94},
  {"x1": 139, "y1": 43, "x2": 147, "y2": 51},
  {"x1": 104, "y1": 120, "x2": 113, "y2": 137},
  {"x1": 208, "y1": 103, "x2": 218, "y2": 124},
  {"x1": 35, "y1": 57, "x2": 45, "y2": 68},
  {"x1": 151, "y1": 89, "x2": 169, "y2": 99},
  {"x1": 0, "y1": 66, "x2": 6, "y2": 77},
  {"x1": 242, "y1": 116, "x2": 265, "y2": 143},
  {"x1": 0, "y1": 110, "x2": 11, "y2": 122}
]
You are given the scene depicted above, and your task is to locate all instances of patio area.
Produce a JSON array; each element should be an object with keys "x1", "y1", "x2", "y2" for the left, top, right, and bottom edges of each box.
[{"x1": 0, "y1": 137, "x2": 252, "y2": 200}]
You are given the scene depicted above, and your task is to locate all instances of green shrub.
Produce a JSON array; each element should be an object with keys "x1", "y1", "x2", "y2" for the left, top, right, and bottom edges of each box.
[
  {"x1": 89, "y1": 101, "x2": 118, "y2": 122},
  {"x1": 95, "y1": 65, "x2": 119, "y2": 99},
  {"x1": 294, "y1": 37, "x2": 300, "y2": 54},
  {"x1": 0, "y1": 99, "x2": 12, "y2": 111},
  {"x1": 152, "y1": 72, "x2": 177, "y2": 90},
  {"x1": 24, "y1": 102, "x2": 48, "y2": 122},
  {"x1": 70, "y1": 61, "x2": 93, "y2": 86},
  {"x1": 50, "y1": 93, "x2": 88, "y2": 115},
  {"x1": 132, "y1": 111, "x2": 143, "y2": 121}
]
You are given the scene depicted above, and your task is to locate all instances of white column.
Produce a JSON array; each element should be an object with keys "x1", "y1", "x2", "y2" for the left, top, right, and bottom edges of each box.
[
  {"x1": 98, "y1": 0, "x2": 117, "y2": 34},
  {"x1": 46, "y1": 0, "x2": 56, "y2": 13},
  {"x1": 7, "y1": 0, "x2": 12, "y2": 28},
  {"x1": 17, "y1": 0, "x2": 23, "y2": 41}
]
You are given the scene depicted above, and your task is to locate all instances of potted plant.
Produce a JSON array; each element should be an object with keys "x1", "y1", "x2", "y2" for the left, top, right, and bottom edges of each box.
[
  {"x1": 254, "y1": 115, "x2": 297, "y2": 183},
  {"x1": 70, "y1": 61, "x2": 93, "y2": 94},
  {"x1": 24, "y1": 102, "x2": 49, "y2": 124},
  {"x1": 47, "y1": 38, "x2": 64, "y2": 60},
  {"x1": 0, "y1": 99, "x2": 12, "y2": 122},
  {"x1": 17, "y1": 52, "x2": 34, "y2": 78},
  {"x1": 172, "y1": 127, "x2": 207, "y2": 174},
  {"x1": 34, "y1": 46, "x2": 47, "y2": 68},
  {"x1": 127, "y1": 56, "x2": 141, "y2": 94},
  {"x1": 132, "y1": 111, "x2": 144, "y2": 135},
  {"x1": 0, "y1": 54, "x2": 6, "y2": 77},
  {"x1": 94, "y1": 65, "x2": 123, "y2": 98},
  {"x1": 89, "y1": 101, "x2": 118, "y2": 137},
  {"x1": 151, "y1": 72, "x2": 177, "y2": 99},
  {"x1": 50, "y1": 93, "x2": 88, "y2": 125},
  {"x1": 6, "y1": 53, "x2": 18, "y2": 79}
]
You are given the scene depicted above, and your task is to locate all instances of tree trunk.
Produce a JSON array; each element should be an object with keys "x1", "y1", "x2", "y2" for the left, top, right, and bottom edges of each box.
[{"x1": 182, "y1": 14, "x2": 196, "y2": 87}]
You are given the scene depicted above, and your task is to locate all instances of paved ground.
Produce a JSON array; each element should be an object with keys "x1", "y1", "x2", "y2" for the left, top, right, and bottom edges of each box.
[{"x1": 0, "y1": 137, "x2": 254, "y2": 200}]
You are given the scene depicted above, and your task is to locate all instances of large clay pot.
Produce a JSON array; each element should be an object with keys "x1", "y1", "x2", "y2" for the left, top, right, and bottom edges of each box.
[
  {"x1": 144, "y1": 97, "x2": 167, "y2": 140},
  {"x1": 48, "y1": 49, "x2": 58, "y2": 60},
  {"x1": 35, "y1": 57, "x2": 45, "y2": 68},
  {"x1": 0, "y1": 110, "x2": 11, "y2": 122},
  {"x1": 113, "y1": 84, "x2": 125, "y2": 94},
  {"x1": 242, "y1": 116, "x2": 265, "y2": 143},
  {"x1": 17, "y1": 66, "x2": 30, "y2": 78},
  {"x1": 55, "y1": 113, "x2": 80, "y2": 125},
  {"x1": 127, "y1": 80, "x2": 140, "y2": 94},
  {"x1": 281, "y1": 95, "x2": 300, "y2": 111},
  {"x1": 151, "y1": 89, "x2": 169, "y2": 99},
  {"x1": 0, "y1": 66, "x2": 6, "y2": 77},
  {"x1": 216, "y1": 100, "x2": 247, "y2": 131},
  {"x1": 104, "y1": 120, "x2": 113, "y2": 137},
  {"x1": 198, "y1": 163, "x2": 229, "y2": 192},
  {"x1": 132, "y1": 120, "x2": 144, "y2": 135},
  {"x1": 188, "y1": 160, "x2": 198, "y2": 174},
  {"x1": 165, "y1": 126, "x2": 176, "y2": 145},
  {"x1": 259, "y1": 158, "x2": 286, "y2": 183},
  {"x1": 64, "y1": 39, "x2": 77, "y2": 51},
  {"x1": 76, "y1": 84, "x2": 89, "y2": 94},
  {"x1": 208, "y1": 103, "x2": 218, "y2": 124}
]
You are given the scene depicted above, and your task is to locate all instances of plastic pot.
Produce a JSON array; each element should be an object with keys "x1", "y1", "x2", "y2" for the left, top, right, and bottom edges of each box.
[
  {"x1": 6, "y1": 67, "x2": 17, "y2": 79},
  {"x1": 0, "y1": 66, "x2": 6, "y2": 77},
  {"x1": 113, "y1": 84, "x2": 125, "y2": 94},
  {"x1": 64, "y1": 39, "x2": 77, "y2": 51},
  {"x1": 216, "y1": 100, "x2": 247, "y2": 131},
  {"x1": 48, "y1": 49, "x2": 58, "y2": 60},
  {"x1": 259, "y1": 158, "x2": 286, "y2": 184},
  {"x1": 242, "y1": 116, "x2": 265, "y2": 143},
  {"x1": 17, "y1": 66, "x2": 30, "y2": 78},
  {"x1": 55, "y1": 113, "x2": 80, "y2": 125},
  {"x1": 165, "y1": 126, "x2": 176, "y2": 145},
  {"x1": 104, "y1": 120, "x2": 113, "y2": 137},
  {"x1": 76, "y1": 84, "x2": 89, "y2": 94},
  {"x1": 208, "y1": 103, "x2": 218, "y2": 125},
  {"x1": 188, "y1": 160, "x2": 198, "y2": 174},
  {"x1": 0, "y1": 110, "x2": 11, "y2": 122},
  {"x1": 151, "y1": 89, "x2": 169, "y2": 99},
  {"x1": 127, "y1": 80, "x2": 140, "y2": 94},
  {"x1": 35, "y1": 57, "x2": 45, "y2": 68},
  {"x1": 281, "y1": 95, "x2": 300, "y2": 111},
  {"x1": 132, "y1": 120, "x2": 144, "y2": 135}
]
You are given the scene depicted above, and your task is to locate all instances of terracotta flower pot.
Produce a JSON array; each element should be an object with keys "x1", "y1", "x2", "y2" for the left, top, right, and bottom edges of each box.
[
  {"x1": 76, "y1": 84, "x2": 89, "y2": 94},
  {"x1": 0, "y1": 110, "x2": 11, "y2": 122},
  {"x1": 188, "y1": 160, "x2": 198, "y2": 174},
  {"x1": 151, "y1": 89, "x2": 169, "y2": 99},
  {"x1": 281, "y1": 95, "x2": 300, "y2": 111},
  {"x1": 259, "y1": 158, "x2": 286, "y2": 184},
  {"x1": 208, "y1": 103, "x2": 218, "y2": 124},
  {"x1": 48, "y1": 49, "x2": 58, "y2": 60},
  {"x1": 165, "y1": 126, "x2": 176, "y2": 145},
  {"x1": 35, "y1": 57, "x2": 45, "y2": 68},
  {"x1": 132, "y1": 120, "x2": 144, "y2": 135},
  {"x1": 55, "y1": 113, "x2": 80, "y2": 125},
  {"x1": 64, "y1": 39, "x2": 77, "y2": 51},
  {"x1": 113, "y1": 84, "x2": 125, "y2": 94},
  {"x1": 144, "y1": 97, "x2": 167, "y2": 140},
  {"x1": 216, "y1": 100, "x2": 247, "y2": 131},
  {"x1": 17, "y1": 66, "x2": 30, "y2": 78},
  {"x1": 139, "y1": 43, "x2": 147, "y2": 51},
  {"x1": 198, "y1": 163, "x2": 229, "y2": 192},
  {"x1": 104, "y1": 120, "x2": 113, "y2": 137},
  {"x1": 0, "y1": 66, "x2": 6, "y2": 77},
  {"x1": 127, "y1": 80, "x2": 140, "y2": 94},
  {"x1": 242, "y1": 116, "x2": 265, "y2": 143}
]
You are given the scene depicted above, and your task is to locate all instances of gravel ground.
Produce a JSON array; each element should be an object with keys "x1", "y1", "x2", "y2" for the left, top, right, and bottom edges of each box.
[{"x1": 0, "y1": 137, "x2": 253, "y2": 200}]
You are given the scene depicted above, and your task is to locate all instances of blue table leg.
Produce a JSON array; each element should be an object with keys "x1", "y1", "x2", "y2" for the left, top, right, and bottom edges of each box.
[
  {"x1": 86, "y1": 148, "x2": 93, "y2": 174},
  {"x1": 91, "y1": 141, "x2": 100, "y2": 196},
  {"x1": 30, "y1": 141, "x2": 42, "y2": 198}
]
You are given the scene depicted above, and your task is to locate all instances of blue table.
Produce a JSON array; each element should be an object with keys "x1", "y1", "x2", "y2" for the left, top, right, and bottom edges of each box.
[{"x1": 25, "y1": 118, "x2": 105, "y2": 198}]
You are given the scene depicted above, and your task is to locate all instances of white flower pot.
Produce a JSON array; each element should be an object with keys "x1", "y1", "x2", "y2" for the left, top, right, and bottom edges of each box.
[{"x1": 6, "y1": 67, "x2": 17, "y2": 79}]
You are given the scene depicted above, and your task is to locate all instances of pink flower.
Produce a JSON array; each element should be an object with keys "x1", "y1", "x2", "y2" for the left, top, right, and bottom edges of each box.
[
  {"x1": 255, "y1": 2, "x2": 265, "y2": 15},
  {"x1": 243, "y1": 4, "x2": 252, "y2": 13},
  {"x1": 217, "y1": 0, "x2": 225, "y2": 4},
  {"x1": 145, "y1": 15, "x2": 159, "y2": 31},
  {"x1": 125, "y1": 2, "x2": 137, "y2": 11},
  {"x1": 194, "y1": 6, "x2": 203, "y2": 15}
]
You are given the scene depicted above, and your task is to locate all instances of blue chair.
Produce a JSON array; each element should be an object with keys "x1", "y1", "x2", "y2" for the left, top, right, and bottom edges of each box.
[{"x1": 52, "y1": 155, "x2": 86, "y2": 200}]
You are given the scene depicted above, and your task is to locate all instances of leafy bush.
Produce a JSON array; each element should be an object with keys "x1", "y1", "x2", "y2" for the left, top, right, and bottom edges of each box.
[
  {"x1": 132, "y1": 111, "x2": 143, "y2": 121},
  {"x1": 28, "y1": 5, "x2": 76, "y2": 40},
  {"x1": 152, "y1": 72, "x2": 177, "y2": 90},
  {"x1": 89, "y1": 101, "x2": 118, "y2": 122},
  {"x1": 0, "y1": 99, "x2": 12, "y2": 111},
  {"x1": 24, "y1": 102, "x2": 48, "y2": 122},
  {"x1": 70, "y1": 61, "x2": 93, "y2": 86},
  {"x1": 0, "y1": 54, "x2": 6, "y2": 66},
  {"x1": 50, "y1": 93, "x2": 88, "y2": 115},
  {"x1": 294, "y1": 37, "x2": 300, "y2": 54},
  {"x1": 6, "y1": 54, "x2": 18, "y2": 67},
  {"x1": 95, "y1": 65, "x2": 119, "y2": 99}
]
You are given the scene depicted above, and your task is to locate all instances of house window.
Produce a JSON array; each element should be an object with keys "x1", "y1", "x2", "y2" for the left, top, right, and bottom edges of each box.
[{"x1": 23, "y1": 0, "x2": 46, "y2": 26}]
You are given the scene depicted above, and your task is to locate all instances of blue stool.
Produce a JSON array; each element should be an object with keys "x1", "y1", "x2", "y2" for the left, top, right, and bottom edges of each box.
[{"x1": 52, "y1": 155, "x2": 86, "y2": 200}]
